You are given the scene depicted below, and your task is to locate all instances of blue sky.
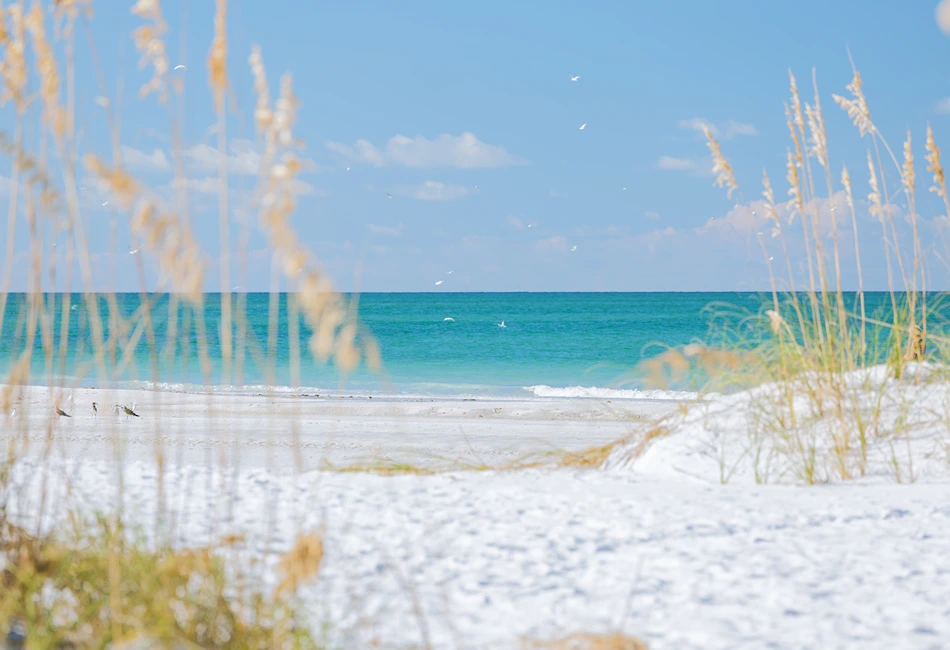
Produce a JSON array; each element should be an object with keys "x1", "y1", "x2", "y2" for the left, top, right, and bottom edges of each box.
[{"x1": 4, "y1": 0, "x2": 950, "y2": 292}]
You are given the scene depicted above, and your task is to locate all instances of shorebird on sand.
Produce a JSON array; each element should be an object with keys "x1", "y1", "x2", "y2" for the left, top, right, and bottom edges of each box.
[
  {"x1": 55, "y1": 406, "x2": 72, "y2": 418},
  {"x1": 92, "y1": 402, "x2": 98, "y2": 418},
  {"x1": 123, "y1": 404, "x2": 141, "y2": 420}
]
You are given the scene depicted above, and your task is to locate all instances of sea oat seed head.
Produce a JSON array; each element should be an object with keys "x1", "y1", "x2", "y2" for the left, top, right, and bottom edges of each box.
[
  {"x1": 761, "y1": 170, "x2": 781, "y2": 228},
  {"x1": 786, "y1": 150, "x2": 802, "y2": 225},
  {"x1": 25, "y1": 5, "x2": 65, "y2": 134},
  {"x1": 766, "y1": 309, "x2": 786, "y2": 335},
  {"x1": 208, "y1": 0, "x2": 228, "y2": 110},
  {"x1": 841, "y1": 166, "x2": 855, "y2": 209},
  {"x1": 805, "y1": 102, "x2": 828, "y2": 168},
  {"x1": 788, "y1": 71, "x2": 805, "y2": 134},
  {"x1": 0, "y1": 4, "x2": 27, "y2": 108},
  {"x1": 926, "y1": 124, "x2": 946, "y2": 199},
  {"x1": 867, "y1": 151, "x2": 884, "y2": 222},
  {"x1": 833, "y1": 70, "x2": 874, "y2": 137},
  {"x1": 902, "y1": 129, "x2": 916, "y2": 198},
  {"x1": 702, "y1": 126, "x2": 738, "y2": 199},
  {"x1": 131, "y1": 0, "x2": 170, "y2": 100}
]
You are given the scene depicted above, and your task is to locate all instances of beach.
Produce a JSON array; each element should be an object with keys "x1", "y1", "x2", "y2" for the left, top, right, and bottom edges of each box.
[
  {"x1": 4, "y1": 381, "x2": 950, "y2": 649},
  {"x1": 2, "y1": 384, "x2": 678, "y2": 469}
]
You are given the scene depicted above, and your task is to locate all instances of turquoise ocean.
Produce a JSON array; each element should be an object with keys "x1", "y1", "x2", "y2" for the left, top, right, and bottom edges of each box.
[{"x1": 0, "y1": 292, "x2": 900, "y2": 399}]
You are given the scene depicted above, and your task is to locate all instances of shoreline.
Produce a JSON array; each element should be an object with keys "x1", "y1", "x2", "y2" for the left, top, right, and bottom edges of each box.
[{"x1": 1, "y1": 383, "x2": 679, "y2": 471}]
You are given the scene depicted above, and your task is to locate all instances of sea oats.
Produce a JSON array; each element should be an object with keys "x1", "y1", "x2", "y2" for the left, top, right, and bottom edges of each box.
[
  {"x1": 85, "y1": 155, "x2": 205, "y2": 303},
  {"x1": 765, "y1": 309, "x2": 787, "y2": 336},
  {"x1": 785, "y1": 150, "x2": 803, "y2": 225},
  {"x1": 833, "y1": 71, "x2": 874, "y2": 137},
  {"x1": 805, "y1": 102, "x2": 828, "y2": 168},
  {"x1": 761, "y1": 170, "x2": 781, "y2": 230},
  {"x1": 249, "y1": 50, "x2": 374, "y2": 374},
  {"x1": 841, "y1": 166, "x2": 854, "y2": 209},
  {"x1": 703, "y1": 125, "x2": 737, "y2": 199},
  {"x1": 25, "y1": 5, "x2": 65, "y2": 134},
  {"x1": 925, "y1": 124, "x2": 946, "y2": 199},
  {"x1": 867, "y1": 151, "x2": 884, "y2": 222},
  {"x1": 131, "y1": 0, "x2": 169, "y2": 100},
  {"x1": 277, "y1": 532, "x2": 323, "y2": 596},
  {"x1": 902, "y1": 130, "x2": 915, "y2": 198},
  {"x1": 788, "y1": 71, "x2": 805, "y2": 135},
  {"x1": 52, "y1": 0, "x2": 92, "y2": 38},
  {"x1": 0, "y1": 4, "x2": 26, "y2": 108},
  {"x1": 248, "y1": 45, "x2": 273, "y2": 136},
  {"x1": 208, "y1": 0, "x2": 228, "y2": 110}
]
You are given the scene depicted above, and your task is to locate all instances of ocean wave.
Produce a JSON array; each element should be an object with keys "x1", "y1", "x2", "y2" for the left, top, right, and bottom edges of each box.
[{"x1": 523, "y1": 385, "x2": 703, "y2": 401}]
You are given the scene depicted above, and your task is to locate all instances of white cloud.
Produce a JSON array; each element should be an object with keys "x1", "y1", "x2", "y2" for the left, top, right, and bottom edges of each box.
[
  {"x1": 637, "y1": 226, "x2": 678, "y2": 254},
  {"x1": 644, "y1": 211, "x2": 660, "y2": 220},
  {"x1": 507, "y1": 215, "x2": 525, "y2": 230},
  {"x1": 396, "y1": 180, "x2": 469, "y2": 201},
  {"x1": 679, "y1": 117, "x2": 758, "y2": 140},
  {"x1": 172, "y1": 177, "x2": 222, "y2": 194},
  {"x1": 326, "y1": 132, "x2": 525, "y2": 168},
  {"x1": 366, "y1": 222, "x2": 404, "y2": 236},
  {"x1": 535, "y1": 235, "x2": 568, "y2": 253},
  {"x1": 656, "y1": 156, "x2": 698, "y2": 171},
  {"x1": 168, "y1": 176, "x2": 322, "y2": 198},
  {"x1": 121, "y1": 145, "x2": 170, "y2": 171},
  {"x1": 936, "y1": 98, "x2": 950, "y2": 114},
  {"x1": 183, "y1": 138, "x2": 320, "y2": 176},
  {"x1": 291, "y1": 180, "x2": 325, "y2": 196},
  {"x1": 695, "y1": 191, "x2": 849, "y2": 236}
]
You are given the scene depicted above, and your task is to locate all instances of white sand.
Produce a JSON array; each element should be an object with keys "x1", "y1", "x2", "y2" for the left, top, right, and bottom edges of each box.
[
  {"x1": 3, "y1": 377, "x2": 950, "y2": 649},
  {"x1": 1, "y1": 385, "x2": 674, "y2": 469}
]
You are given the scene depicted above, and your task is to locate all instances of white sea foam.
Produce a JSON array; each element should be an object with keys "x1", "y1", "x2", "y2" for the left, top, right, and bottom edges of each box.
[{"x1": 523, "y1": 384, "x2": 702, "y2": 401}]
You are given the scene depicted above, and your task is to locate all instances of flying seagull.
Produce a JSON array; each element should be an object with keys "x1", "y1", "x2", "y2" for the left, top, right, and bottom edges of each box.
[
  {"x1": 435, "y1": 280, "x2": 444, "y2": 286},
  {"x1": 570, "y1": 75, "x2": 581, "y2": 82},
  {"x1": 346, "y1": 167, "x2": 351, "y2": 171},
  {"x1": 55, "y1": 406, "x2": 71, "y2": 418},
  {"x1": 446, "y1": 270, "x2": 454, "y2": 274},
  {"x1": 386, "y1": 193, "x2": 394, "y2": 199},
  {"x1": 174, "y1": 64, "x2": 186, "y2": 71},
  {"x1": 123, "y1": 404, "x2": 141, "y2": 419},
  {"x1": 498, "y1": 321, "x2": 506, "y2": 328},
  {"x1": 443, "y1": 317, "x2": 455, "y2": 322},
  {"x1": 578, "y1": 123, "x2": 587, "y2": 131},
  {"x1": 129, "y1": 247, "x2": 139, "y2": 255},
  {"x1": 101, "y1": 200, "x2": 109, "y2": 206},
  {"x1": 571, "y1": 245, "x2": 577, "y2": 252}
]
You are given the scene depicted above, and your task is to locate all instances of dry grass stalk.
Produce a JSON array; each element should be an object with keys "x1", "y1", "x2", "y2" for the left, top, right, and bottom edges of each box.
[
  {"x1": 85, "y1": 155, "x2": 205, "y2": 302},
  {"x1": 926, "y1": 124, "x2": 947, "y2": 199},
  {"x1": 276, "y1": 531, "x2": 323, "y2": 596},
  {"x1": 249, "y1": 47, "x2": 378, "y2": 374},
  {"x1": 25, "y1": 4, "x2": 65, "y2": 135},
  {"x1": 131, "y1": 0, "x2": 170, "y2": 100},
  {"x1": 702, "y1": 126, "x2": 737, "y2": 199},
  {"x1": 207, "y1": 0, "x2": 228, "y2": 110},
  {"x1": 0, "y1": 3, "x2": 27, "y2": 108},
  {"x1": 840, "y1": 165, "x2": 867, "y2": 352},
  {"x1": 832, "y1": 69, "x2": 874, "y2": 137}
]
